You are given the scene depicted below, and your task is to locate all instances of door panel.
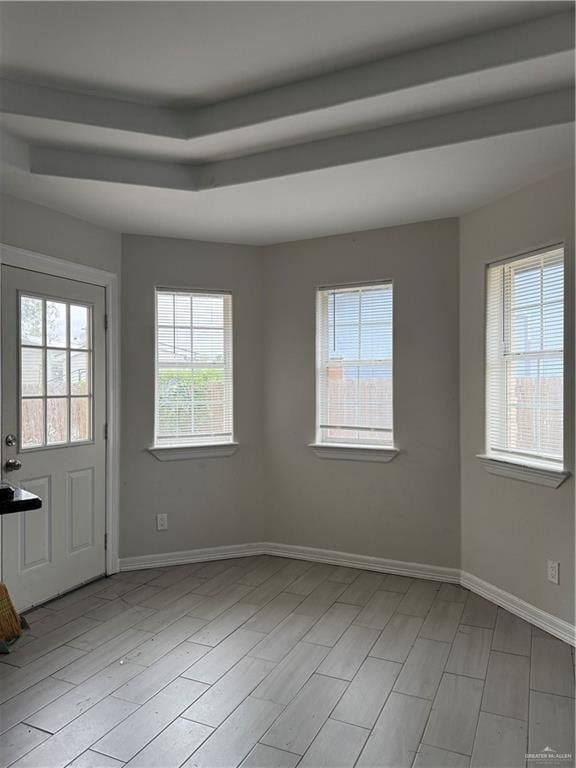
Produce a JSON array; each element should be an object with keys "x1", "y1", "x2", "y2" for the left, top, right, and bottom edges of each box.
[
  {"x1": 2, "y1": 265, "x2": 106, "y2": 611},
  {"x1": 68, "y1": 467, "x2": 94, "y2": 552},
  {"x1": 20, "y1": 478, "x2": 52, "y2": 570}
]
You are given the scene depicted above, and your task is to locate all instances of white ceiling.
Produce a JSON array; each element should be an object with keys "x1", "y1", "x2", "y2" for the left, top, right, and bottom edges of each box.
[
  {"x1": 0, "y1": 1, "x2": 569, "y2": 104},
  {"x1": 0, "y1": 1, "x2": 574, "y2": 245},
  {"x1": 3, "y1": 126, "x2": 573, "y2": 245}
]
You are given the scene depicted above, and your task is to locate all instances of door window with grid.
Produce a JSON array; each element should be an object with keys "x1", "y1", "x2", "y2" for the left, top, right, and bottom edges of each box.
[
  {"x1": 20, "y1": 294, "x2": 92, "y2": 449},
  {"x1": 485, "y1": 247, "x2": 564, "y2": 469},
  {"x1": 155, "y1": 289, "x2": 233, "y2": 447},
  {"x1": 316, "y1": 282, "x2": 394, "y2": 447}
]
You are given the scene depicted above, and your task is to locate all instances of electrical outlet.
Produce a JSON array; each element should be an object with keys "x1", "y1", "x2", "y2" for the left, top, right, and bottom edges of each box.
[
  {"x1": 547, "y1": 560, "x2": 559, "y2": 585},
  {"x1": 156, "y1": 513, "x2": 168, "y2": 531}
]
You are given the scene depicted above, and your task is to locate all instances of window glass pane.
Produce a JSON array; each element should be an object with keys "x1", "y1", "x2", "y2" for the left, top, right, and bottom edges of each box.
[
  {"x1": 510, "y1": 306, "x2": 540, "y2": 353},
  {"x1": 47, "y1": 398, "x2": 68, "y2": 444},
  {"x1": 194, "y1": 401, "x2": 224, "y2": 434},
  {"x1": 328, "y1": 323, "x2": 359, "y2": 361},
  {"x1": 157, "y1": 293, "x2": 174, "y2": 325},
  {"x1": 174, "y1": 295, "x2": 191, "y2": 326},
  {"x1": 326, "y1": 365, "x2": 358, "y2": 427},
  {"x1": 157, "y1": 327, "x2": 175, "y2": 363},
  {"x1": 157, "y1": 368, "x2": 193, "y2": 439},
  {"x1": 543, "y1": 262, "x2": 563, "y2": 302},
  {"x1": 511, "y1": 265, "x2": 540, "y2": 308},
  {"x1": 22, "y1": 398, "x2": 44, "y2": 448},
  {"x1": 193, "y1": 328, "x2": 224, "y2": 363},
  {"x1": 543, "y1": 302, "x2": 563, "y2": 351},
  {"x1": 46, "y1": 301, "x2": 67, "y2": 347},
  {"x1": 327, "y1": 291, "x2": 360, "y2": 361},
  {"x1": 360, "y1": 324, "x2": 392, "y2": 360},
  {"x1": 358, "y1": 364, "x2": 393, "y2": 429},
  {"x1": 70, "y1": 351, "x2": 90, "y2": 395},
  {"x1": 194, "y1": 295, "x2": 224, "y2": 326},
  {"x1": 21, "y1": 296, "x2": 43, "y2": 345},
  {"x1": 71, "y1": 398, "x2": 91, "y2": 442},
  {"x1": 332, "y1": 290, "x2": 359, "y2": 321},
  {"x1": 175, "y1": 328, "x2": 192, "y2": 362},
  {"x1": 507, "y1": 358, "x2": 538, "y2": 453},
  {"x1": 21, "y1": 348, "x2": 44, "y2": 396},
  {"x1": 506, "y1": 357, "x2": 563, "y2": 459},
  {"x1": 361, "y1": 287, "x2": 392, "y2": 320},
  {"x1": 194, "y1": 368, "x2": 225, "y2": 402},
  {"x1": 70, "y1": 305, "x2": 89, "y2": 349},
  {"x1": 157, "y1": 327, "x2": 192, "y2": 363},
  {"x1": 47, "y1": 350, "x2": 68, "y2": 396}
]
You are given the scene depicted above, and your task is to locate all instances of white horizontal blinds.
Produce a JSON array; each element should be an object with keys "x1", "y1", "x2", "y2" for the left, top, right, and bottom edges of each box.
[
  {"x1": 317, "y1": 282, "x2": 393, "y2": 446},
  {"x1": 155, "y1": 290, "x2": 233, "y2": 446},
  {"x1": 486, "y1": 247, "x2": 564, "y2": 468}
]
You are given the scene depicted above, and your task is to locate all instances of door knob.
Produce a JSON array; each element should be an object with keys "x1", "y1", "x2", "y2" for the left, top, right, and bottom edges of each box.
[{"x1": 4, "y1": 458, "x2": 22, "y2": 472}]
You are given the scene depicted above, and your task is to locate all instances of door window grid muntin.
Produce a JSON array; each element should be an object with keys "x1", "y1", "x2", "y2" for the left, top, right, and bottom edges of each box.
[{"x1": 19, "y1": 291, "x2": 94, "y2": 451}]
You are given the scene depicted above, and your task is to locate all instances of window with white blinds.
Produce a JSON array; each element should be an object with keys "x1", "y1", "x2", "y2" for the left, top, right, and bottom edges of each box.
[
  {"x1": 316, "y1": 282, "x2": 394, "y2": 447},
  {"x1": 485, "y1": 247, "x2": 564, "y2": 469},
  {"x1": 155, "y1": 290, "x2": 233, "y2": 447}
]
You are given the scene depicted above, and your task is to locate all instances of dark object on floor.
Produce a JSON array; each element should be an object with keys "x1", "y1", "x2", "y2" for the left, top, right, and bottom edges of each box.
[{"x1": 0, "y1": 582, "x2": 30, "y2": 653}]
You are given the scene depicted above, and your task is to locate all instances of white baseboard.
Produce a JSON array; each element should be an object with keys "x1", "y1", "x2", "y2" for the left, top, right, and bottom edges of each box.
[
  {"x1": 259, "y1": 542, "x2": 461, "y2": 583},
  {"x1": 460, "y1": 571, "x2": 575, "y2": 646},
  {"x1": 118, "y1": 542, "x2": 262, "y2": 570},
  {"x1": 119, "y1": 541, "x2": 575, "y2": 645},
  {"x1": 119, "y1": 541, "x2": 460, "y2": 583}
]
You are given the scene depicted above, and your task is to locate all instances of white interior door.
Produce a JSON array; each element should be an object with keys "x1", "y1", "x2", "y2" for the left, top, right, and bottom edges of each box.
[{"x1": 1, "y1": 265, "x2": 107, "y2": 611}]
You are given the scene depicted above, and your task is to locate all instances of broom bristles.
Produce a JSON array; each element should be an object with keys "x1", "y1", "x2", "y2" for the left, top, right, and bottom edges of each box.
[{"x1": 0, "y1": 583, "x2": 22, "y2": 642}]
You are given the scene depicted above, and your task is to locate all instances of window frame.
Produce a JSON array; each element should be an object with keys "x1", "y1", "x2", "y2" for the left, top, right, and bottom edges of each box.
[
  {"x1": 150, "y1": 286, "x2": 237, "y2": 460},
  {"x1": 479, "y1": 244, "x2": 570, "y2": 486},
  {"x1": 311, "y1": 279, "x2": 399, "y2": 462}
]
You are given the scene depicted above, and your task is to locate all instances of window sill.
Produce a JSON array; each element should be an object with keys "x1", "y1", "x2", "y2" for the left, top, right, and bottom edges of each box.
[
  {"x1": 310, "y1": 443, "x2": 400, "y2": 463},
  {"x1": 476, "y1": 454, "x2": 570, "y2": 488},
  {"x1": 148, "y1": 443, "x2": 238, "y2": 461}
]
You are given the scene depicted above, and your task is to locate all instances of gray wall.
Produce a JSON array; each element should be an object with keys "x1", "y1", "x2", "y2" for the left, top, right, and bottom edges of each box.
[
  {"x1": 4, "y1": 182, "x2": 574, "y2": 626},
  {"x1": 261, "y1": 219, "x2": 461, "y2": 568},
  {"x1": 460, "y1": 169, "x2": 575, "y2": 624},
  {"x1": 0, "y1": 193, "x2": 121, "y2": 274},
  {"x1": 120, "y1": 235, "x2": 266, "y2": 558}
]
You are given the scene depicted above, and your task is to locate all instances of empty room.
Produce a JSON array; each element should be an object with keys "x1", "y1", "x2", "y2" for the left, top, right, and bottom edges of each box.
[{"x1": 0, "y1": 2, "x2": 574, "y2": 767}]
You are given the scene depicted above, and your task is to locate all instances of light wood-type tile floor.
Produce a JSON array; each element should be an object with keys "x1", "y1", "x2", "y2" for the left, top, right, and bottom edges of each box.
[{"x1": 0, "y1": 556, "x2": 574, "y2": 768}]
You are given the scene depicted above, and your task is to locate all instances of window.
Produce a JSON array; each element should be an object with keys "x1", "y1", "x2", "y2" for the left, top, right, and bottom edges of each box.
[
  {"x1": 20, "y1": 294, "x2": 92, "y2": 449},
  {"x1": 316, "y1": 282, "x2": 394, "y2": 448},
  {"x1": 485, "y1": 247, "x2": 564, "y2": 470},
  {"x1": 154, "y1": 290, "x2": 233, "y2": 448}
]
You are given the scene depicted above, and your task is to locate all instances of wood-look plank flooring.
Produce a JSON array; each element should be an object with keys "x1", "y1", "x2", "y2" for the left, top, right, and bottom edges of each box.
[{"x1": 1, "y1": 556, "x2": 574, "y2": 768}]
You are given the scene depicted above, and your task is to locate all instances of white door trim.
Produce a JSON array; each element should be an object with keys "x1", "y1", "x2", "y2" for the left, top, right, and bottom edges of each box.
[{"x1": 0, "y1": 243, "x2": 120, "y2": 575}]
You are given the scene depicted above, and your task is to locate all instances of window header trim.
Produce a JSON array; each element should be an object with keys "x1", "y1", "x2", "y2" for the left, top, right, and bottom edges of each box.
[
  {"x1": 486, "y1": 242, "x2": 564, "y2": 269},
  {"x1": 316, "y1": 279, "x2": 392, "y2": 292}
]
